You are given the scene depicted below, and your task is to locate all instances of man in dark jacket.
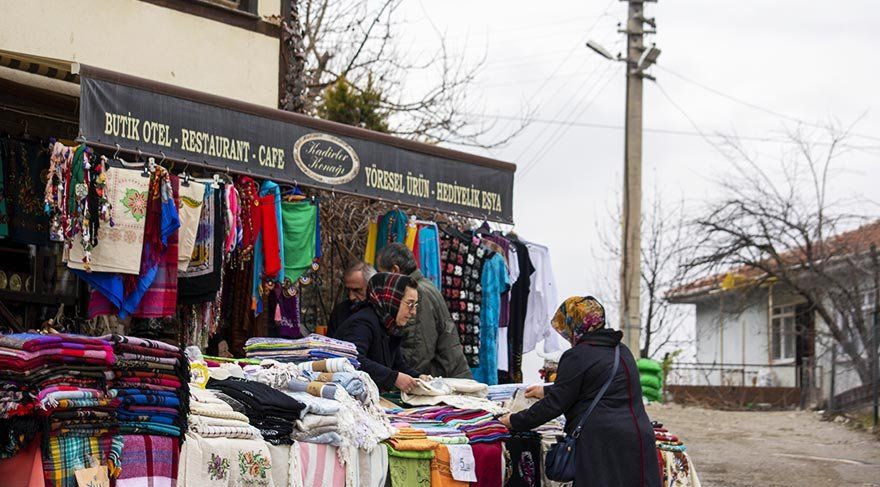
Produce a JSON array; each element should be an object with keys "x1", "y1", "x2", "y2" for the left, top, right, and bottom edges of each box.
[
  {"x1": 376, "y1": 243, "x2": 472, "y2": 378},
  {"x1": 327, "y1": 261, "x2": 376, "y2": 338}
]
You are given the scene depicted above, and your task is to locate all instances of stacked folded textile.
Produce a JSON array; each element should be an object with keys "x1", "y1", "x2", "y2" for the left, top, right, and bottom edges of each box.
[
  {"x1": 102, "y1": 334, "x2": 188, "y2": 438},
  {"x1": 115, "y1": 434, "x2": 180, "y2": 487},
  {"x1": 382, "y1": 420, "x2": 479, "y2": 487},
  {"x1": 6, "y1": 334, "x2": 118, "y2": 439},
  {"x1": 189, "y1": 387, "x2": 262, "y2": 440},
  {"x1": 207, "y1": 377, "x2": 305, "y2": 444},
  {"x1": 299, "y1": 370, "x2": 368, "y2": 402},
  {"x1": 244, "y1": 334, "x2": 359, "y2": 366},
  {"x1": 653, "y1": 421, "x2": 702, "y2": 487},
  {"x1": 0, "y1": 333, "x2": 124, "y2": 486},
  {"x1": 390, "y1": 405, "x2": 511, "y2": 444},
  {"x1": 486, "y1": 383, "x2": 523, "y2": 403}
]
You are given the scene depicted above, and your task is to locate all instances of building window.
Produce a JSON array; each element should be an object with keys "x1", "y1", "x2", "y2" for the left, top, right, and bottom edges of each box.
[
  {"x1": 862, "y1": 288, "x2": 877, "y2": 327},
  {"x1": 771, "y1": 305, "x2": 796, "y2": 360}
]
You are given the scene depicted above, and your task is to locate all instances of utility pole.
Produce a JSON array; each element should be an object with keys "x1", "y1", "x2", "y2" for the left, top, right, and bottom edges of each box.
[
  {"x1": 587, "y1": 2, "x2": 660, "y2": 354},
  {"x1": 621, "y1": 0, "x2": 658, "y2": 355}
]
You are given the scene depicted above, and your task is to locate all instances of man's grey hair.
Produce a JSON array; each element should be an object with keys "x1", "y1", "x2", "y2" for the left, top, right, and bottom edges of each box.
[
  {"x1": 345, "y1": 261, "x2": 376, "y2": 280},
  {"x1": 376, "y1": 242, "x2": 418, "y2": 275}
]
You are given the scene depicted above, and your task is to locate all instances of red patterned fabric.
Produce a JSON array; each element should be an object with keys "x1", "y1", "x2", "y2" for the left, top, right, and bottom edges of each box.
[{"x1": 366, "y1": 272, "x2": 410, "y2": 332}]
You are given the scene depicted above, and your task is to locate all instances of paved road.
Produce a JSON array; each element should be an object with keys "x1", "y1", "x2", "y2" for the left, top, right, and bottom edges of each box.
[{"x1": 645, "y1": 403, "x2": 880, "y2": 487}]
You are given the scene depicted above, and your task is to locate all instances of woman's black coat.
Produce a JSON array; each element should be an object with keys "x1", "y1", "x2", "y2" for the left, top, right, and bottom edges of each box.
[
  {"x1": 510, "y1": 330, "x2": 660, "y2": 487},
  {"x1": 335, "y1": 306, "x2": 421, "y2": 390}
]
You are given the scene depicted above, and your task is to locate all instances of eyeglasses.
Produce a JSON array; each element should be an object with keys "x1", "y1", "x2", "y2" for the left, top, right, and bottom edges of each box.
[{"x1": 404, "y1": 300, "x2": 420, "y2": 311}]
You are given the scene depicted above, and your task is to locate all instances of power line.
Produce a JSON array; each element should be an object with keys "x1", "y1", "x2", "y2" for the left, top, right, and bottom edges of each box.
[
  {"x1": 652, "y1": 81, "x2": 732, "y2": 160},
  {"x1": 461, "y1": 110, "x2": 880, "y2": 149},
  {"x1": 510, "y1": 0, "x2": 620, "y2": 161},
  {"x1": 518, "y1": 65, "x2": 620, "y2": 178},
  {"x1": 655, "y1": 64, "x2": 880, "y2": 143},
  {"x1": 402, "y1": 14, "x2": 616, "y2": 51},
  {"x1": 513, "y1": 57, "x2": 613, "y2": 168}
]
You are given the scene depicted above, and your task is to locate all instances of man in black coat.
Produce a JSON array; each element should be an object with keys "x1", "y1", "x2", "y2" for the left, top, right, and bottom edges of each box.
[{"x1": 327, "y1": 261, "x2": 375, "y2": 338}]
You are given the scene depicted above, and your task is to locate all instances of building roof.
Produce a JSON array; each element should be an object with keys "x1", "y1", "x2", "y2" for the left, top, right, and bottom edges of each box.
[{"x1": 668, "y1": 219, "x2": 880, "y2": 303}]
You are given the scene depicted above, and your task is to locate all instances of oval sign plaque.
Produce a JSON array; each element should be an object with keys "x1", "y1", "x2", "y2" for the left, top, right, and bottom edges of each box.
[{"x1": 293, "y1": 133, "x2": 360, "y2": 185}]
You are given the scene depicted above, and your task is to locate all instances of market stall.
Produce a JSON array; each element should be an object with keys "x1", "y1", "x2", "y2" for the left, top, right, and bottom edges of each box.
[{"x1": 0, "y1": 59, "x2": 700, "y2": 486}]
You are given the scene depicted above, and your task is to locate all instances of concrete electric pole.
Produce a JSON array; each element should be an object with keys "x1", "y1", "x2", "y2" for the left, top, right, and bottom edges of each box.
[{"x1": 587, "y1": 1, "x2": 660, "y2": 356}]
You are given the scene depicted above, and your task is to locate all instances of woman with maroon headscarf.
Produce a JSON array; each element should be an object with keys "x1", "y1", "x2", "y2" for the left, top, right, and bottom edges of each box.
[{"x1": 335, "y1": 272, "x2": 424, "y2": 392}]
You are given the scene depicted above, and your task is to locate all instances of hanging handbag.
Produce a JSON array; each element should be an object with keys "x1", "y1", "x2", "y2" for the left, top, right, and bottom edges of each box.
[{"x1": 544, "y1": 344, "x2": 620, "y2": 482}]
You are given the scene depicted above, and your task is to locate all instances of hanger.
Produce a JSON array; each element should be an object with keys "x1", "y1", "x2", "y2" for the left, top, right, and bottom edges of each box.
[
  {"x1": 141, "y1": 152, "x2": 155, "y2": 177},
  {"x1": 211, "y1": 173, "x2": 221, "y2": 189},
  {"x1": 179, "y1": 158, "x2": 191, "y2": 187}
]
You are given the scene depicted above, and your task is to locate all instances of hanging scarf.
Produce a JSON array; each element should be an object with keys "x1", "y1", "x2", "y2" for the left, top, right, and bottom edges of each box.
[
  {"x1": 551, "y1": 295, "x2": 607, "y2": 345},
  {"x1": 252, "y1": 180, "x2": 284, "y2": 315},
  {"x1": 366, "y1": 272, "x2": 410, "y2": 334}
]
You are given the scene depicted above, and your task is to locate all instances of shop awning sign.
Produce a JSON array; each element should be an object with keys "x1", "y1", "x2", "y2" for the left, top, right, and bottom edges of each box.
[{"x1": 78, "y1": 67, "x2": 515, "y2": 222}]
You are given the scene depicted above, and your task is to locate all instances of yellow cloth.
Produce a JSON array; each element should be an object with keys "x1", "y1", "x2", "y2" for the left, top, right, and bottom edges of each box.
[
  {"x1": 431, "y1": 445, "x2": 468, "y2": 487},
  {"x1": 364, "y1": 219, "x2": 378, "y2": 265},
  {"x1": 392, "y1": 427, "x2": 427, "y2": 439},
  {"x1": 404, "y1": 224, "x2": 417, "y2": 250},
  {"x1": 388, "y1": 438, "x2": 438, "y2": 452}
]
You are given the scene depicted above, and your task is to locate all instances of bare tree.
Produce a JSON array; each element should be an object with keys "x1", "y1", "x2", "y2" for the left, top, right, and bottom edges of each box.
[
  {"x1": 281, "y1": 0, "x2": 529, "y2": 148},
  {"x1": 686, "y1": 123, "x2": 879, "y2": 385},
  {"x1": 599, "y1": 189, "x2": 693, "y2": 359}
]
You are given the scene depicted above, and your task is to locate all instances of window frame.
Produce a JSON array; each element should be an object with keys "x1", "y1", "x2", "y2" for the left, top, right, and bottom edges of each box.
[{"x1": 770, "y1": 305, "x2": 797, "y2": 362}]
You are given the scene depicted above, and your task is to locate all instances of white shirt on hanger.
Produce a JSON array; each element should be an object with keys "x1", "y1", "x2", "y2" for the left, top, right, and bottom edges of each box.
[{"x1": 521, "y1": 240, "x2": 562, "y2": 354}]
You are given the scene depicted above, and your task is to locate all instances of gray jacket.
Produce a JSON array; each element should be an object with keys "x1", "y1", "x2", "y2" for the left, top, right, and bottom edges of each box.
[{"x1": 401, "y1": 270, "x2": 472, "y2": 379}]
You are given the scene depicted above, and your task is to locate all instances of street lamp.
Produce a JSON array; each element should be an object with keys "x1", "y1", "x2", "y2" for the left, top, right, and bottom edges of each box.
[{"x1": 586, "y1": 40, "x2": 617, "y2": 61}]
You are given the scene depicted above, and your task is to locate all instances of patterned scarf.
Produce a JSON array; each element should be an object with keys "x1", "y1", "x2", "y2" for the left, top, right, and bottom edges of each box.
[
  {"x1": 551, "y1": 296, "x2": 607, "y2": 345},
  {"x1": 366, "y1": 272, "x2": 410, "y2": 334}
]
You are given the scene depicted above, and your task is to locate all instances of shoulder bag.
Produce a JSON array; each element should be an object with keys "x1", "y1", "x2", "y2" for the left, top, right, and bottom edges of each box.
[{"x1": 544, "y1": 344, "x2": 620, "y2": 482}]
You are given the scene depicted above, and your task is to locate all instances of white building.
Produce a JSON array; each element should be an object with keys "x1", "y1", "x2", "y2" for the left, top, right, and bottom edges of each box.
[{"x1": 667, "y1": 222, "x2": 879, "y2": 407}]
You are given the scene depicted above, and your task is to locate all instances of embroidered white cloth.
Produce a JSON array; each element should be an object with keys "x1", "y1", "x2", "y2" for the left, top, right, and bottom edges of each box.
[
  {"x1": 177, "y1": 182, "x2": 207, "y2": 271},
  {"x1": 179, "y1": 432, "x2": 277, "y2": 487},
  {"x1": 67, "y1": 167, "x2": 148, "y2": 274}
]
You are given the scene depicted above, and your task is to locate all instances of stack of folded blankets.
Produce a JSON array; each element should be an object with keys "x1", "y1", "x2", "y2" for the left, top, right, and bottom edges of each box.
[
  {"x1": 188, "y1": 387, "x2": 261, "y2": 440},
  {"x1": 0, "y1": 334, "x2": 116, "y2": 457},
  {"x1": 387, "y1": 415, "x2": 468, "y2": 445},
  {"x1": 103, "y1": 334, "x2": 189, "y2": 438},
  {"x1": 291, "y1": 368, "x2": 368, "y2": 402},
  {"x1": 382, "y1": 420, "x2": 479, "y2": 487},
  {"x1": 653, "y1": 421, "x2": 701, "y2": 486},
  {"x1": 244, "y1": 334, "x2": 359, "y2": 366},
  {"x1": 390, "y1": 405, "x2": 510, "y2": 444},
  {"x1": 0, "y1": 333, "x2": 124, "y2": 486},
  {"x1": 179, "y1": 386, "x2": 276, "y2": 487},
  {"x1": 486, "y1": 383, "x2": 523, "y2": 403},
  {"x1": 207, "y1": 377, "x2": 305, "y2": 444}
]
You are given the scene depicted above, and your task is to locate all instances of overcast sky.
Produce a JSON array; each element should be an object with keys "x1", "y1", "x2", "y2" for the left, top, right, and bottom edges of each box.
[{"x1": 395, "y1": 1, "x2": 880, "y2": 380}]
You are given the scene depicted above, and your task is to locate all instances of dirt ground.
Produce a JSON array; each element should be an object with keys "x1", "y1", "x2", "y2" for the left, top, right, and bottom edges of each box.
[{"x1": 645, "y1": 403, "x2": 880, "y2": 487}]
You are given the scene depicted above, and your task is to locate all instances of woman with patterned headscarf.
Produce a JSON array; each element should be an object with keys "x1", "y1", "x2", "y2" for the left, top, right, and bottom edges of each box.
[
  {"x1": 335, "y1": 272, "x2": 424, "y2": 392},
  {"x1": 499, "y1": 296, "x2": 660, "y2": 487}
]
